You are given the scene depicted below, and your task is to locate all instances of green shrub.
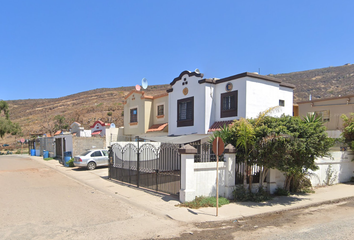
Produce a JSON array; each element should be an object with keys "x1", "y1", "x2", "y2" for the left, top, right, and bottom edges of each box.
[
  {"x1": 274, "y1": 187, "x2": 290, "y2": 196},
  {"x1": 15, "y1": 149, "x2": 21, "y2": 154},
  {"x1": 178, "y1": 196, "x2": 230, "y2": 209},
  {"x1": 43, "y1": 157, "x2": 53, "y2": 161},
  {"x1": 66, "y1": 158, "x2": 75, "y2": 167},
  {"x1": 233, "y1": 186, "x2": 272, "y2": 202}
]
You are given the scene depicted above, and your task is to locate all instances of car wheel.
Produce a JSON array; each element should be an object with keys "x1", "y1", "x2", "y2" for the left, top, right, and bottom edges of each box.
[{"x1": 87, "y1": 162, "x2": 96, "y2": 170}]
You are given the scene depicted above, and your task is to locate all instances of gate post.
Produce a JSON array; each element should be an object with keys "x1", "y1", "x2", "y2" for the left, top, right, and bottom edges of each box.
[
  {"x1": 224, "y1": 144, "x2": 236, "y2": 199},
  {"x1": 108, "y1": 145, "x2": 112, "y2": 179},
  {"x1": 179, "y1": 144, "x2": 197, "y2": 203}
]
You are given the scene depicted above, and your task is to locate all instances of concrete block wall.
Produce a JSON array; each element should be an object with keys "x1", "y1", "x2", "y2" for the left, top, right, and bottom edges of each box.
[{"x1": 72, "y1": 137, "x2": 105, "y2": 157}]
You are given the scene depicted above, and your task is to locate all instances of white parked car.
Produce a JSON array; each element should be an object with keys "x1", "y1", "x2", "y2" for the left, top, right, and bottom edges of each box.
[{"x1": 73, "y1": 149, "x2": 109, "y2": 170}]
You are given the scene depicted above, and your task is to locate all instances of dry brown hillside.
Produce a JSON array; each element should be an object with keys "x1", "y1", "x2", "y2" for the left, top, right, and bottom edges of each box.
[
  {"x1": 3, "y1": 63, "x2": 354, "y2": 146},
  {"x1": 2, "y1": 85, "x2": 169, "y2": 145},
  {"x1": 271, "y1": 63, "x2": 354, "y2": 102}
]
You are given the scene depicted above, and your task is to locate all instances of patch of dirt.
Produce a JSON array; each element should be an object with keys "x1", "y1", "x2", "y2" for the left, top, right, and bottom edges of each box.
[{"x1": 159, "y1": 199, "x2": 354, "y2": 240}]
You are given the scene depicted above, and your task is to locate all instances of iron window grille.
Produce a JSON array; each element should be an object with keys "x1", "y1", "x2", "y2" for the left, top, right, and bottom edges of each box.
[
  {"x1": 157, "y1": 105, "x2": 164, "y2": 116},
  {"x1": 177, "y1": 97, "x2": 194, "y2": 127}
]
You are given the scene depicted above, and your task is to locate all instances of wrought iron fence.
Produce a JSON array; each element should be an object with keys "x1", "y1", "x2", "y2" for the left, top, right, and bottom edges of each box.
[
  {"x1": 235, "y1": 162, "x2": 267, "y2": 184},
  {"x1": 190, "y1": 142, "x2": 225, "y2": 163},
  {"x1": 109, "y1": 142, "x2": 181, "y2": 196}
]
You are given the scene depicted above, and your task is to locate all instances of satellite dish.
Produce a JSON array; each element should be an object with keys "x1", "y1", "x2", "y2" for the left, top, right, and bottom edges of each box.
[
  {"x1": 195, "y1": 68, "x2": 200, "y2": 74},
  {"x1": 142, "y1": 78, "x2": 148, "y2": 89},
  {"x1": 135, "y1": 84, "x2": 141, "y2": 91}
]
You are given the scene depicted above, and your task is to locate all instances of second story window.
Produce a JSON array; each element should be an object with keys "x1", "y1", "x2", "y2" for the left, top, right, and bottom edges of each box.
[
  {"x1": 157, "y1": 105, "x2": 164, "y2": 116},
  {"x1": 279, "y1": 99, "x2": 285, "y2": 106},
  {"x1": 130, "y1": 108, "x2": 137, "y2": 123},
  {"x1": 221, "y1": 90, "x2": 238, "y2": 118},
  {"x1": 177, "y1": 97, "x2": 194, "y2": 127}
]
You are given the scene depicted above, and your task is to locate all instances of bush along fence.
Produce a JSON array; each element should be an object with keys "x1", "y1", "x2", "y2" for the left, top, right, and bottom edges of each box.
[{"x1": 178, "y1": 143, "x2": 286, "y2": 203}]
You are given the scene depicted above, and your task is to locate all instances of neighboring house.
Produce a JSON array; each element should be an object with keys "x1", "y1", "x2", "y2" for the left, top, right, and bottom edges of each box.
[
  {"x1": 90, "y1": 120, "x2": 110, "y2": 137},
  {"x1": 123, "y1": 90, "x2": 168, "y2": 139},
  {"x1": 297, "y1": 94, "x2": 354, "y2": 138},
  {"x1": 167, "y1": 70, "x2": 295, "y2": 136},
  {"x1": 70, "y1": 122, "x2": 91, "y2": 137}
]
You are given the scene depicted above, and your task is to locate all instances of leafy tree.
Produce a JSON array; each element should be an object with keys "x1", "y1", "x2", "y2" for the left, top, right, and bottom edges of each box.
[
  {"x1": 341, "y1": 113, "x2": 354, "y2": 148},
  {"x1": 54, "y1": 115, "x2": 69, "y2": 131},
  {"x1": 0, "y1": 100, "x2": 22, "y2": 138},
  {"x1": 209, "y1": 124, "x2": 233, "y2": 144},
  {"x1": 255, "y1": 115, "x2": 333, "y2": 191},
  {"x1": 0, "y1": 100, "x2": 10, "y2": 120},
  {"x1": 212, "y1": 111, "x2": 333, "y2": 192}
]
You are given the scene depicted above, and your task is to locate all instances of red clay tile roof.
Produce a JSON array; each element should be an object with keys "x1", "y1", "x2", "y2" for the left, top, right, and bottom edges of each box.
[
  {"x1": 91, "y1": 130, "x2": 102, "y2": 135},
  {"x1": 54, "y1": 130, "x2": 62, "y2": 135},
  {"x1": 90, "y1": 120, "x2": 110, "y2": 129},
  {"x1": 208, "y1": 120, "x2": 234, "y2": 132},
  {"x1": 147, "y1": 123, "x2": 168, "y2": 132}
]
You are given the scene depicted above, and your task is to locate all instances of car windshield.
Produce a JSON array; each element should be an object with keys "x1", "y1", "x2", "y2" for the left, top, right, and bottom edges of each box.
[
  {"x1": 102, "y1": 150, "x2": 108, "y2": 156},
  {"x1": 80, "y1": 151, "x2": 91, "y2": 156}
]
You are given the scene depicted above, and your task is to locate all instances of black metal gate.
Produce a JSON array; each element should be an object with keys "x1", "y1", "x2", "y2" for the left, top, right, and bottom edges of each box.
[{"x1": 108, "y1": 142, "x2": 181, "y2": 196}]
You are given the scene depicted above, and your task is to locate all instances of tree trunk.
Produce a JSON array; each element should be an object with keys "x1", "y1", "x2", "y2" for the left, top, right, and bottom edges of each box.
[
  {"x1": 259, "y1": 167, "x2": 269, "y2": 186},
  {"x1": 248, "y1": 165, "x2": 253, "y2": 192},
  {"x1": 284, "y1": 175, "x2": 293, "y2": 192},
  {"x1": 243, "y1": 162, "x2": 248, "y2": 187}
]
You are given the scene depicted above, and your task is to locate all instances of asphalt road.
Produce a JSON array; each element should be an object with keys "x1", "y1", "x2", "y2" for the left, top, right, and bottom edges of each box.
[
  {"x1": 2, "y1": 155, "x2": 354, "y2": 240},
  {"x1": 0, "y1": 155, "x2": 189, "y2": 240}
]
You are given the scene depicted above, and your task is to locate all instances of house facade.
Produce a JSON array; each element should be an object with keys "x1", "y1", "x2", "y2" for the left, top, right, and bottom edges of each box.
[
  {"x1": 70, "y1": 122, "x2": 91, "y2": 137},
  {"x1": 297, "y1": 94, "x2": 354, "y2": 137},
  {"x1": 123, "y1": 90, "x2": 168, "y2": 139},
  {"x1": 167, "y1": 70, "x2": 294, "y2": 136},
  {"x1": 90, "y1": 120, "x2": 110, "y2": 137}
]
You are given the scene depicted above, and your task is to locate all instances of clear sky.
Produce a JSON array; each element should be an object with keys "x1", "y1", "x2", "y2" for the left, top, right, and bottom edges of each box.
[{"x1": 1, "y1": 0, "x2": 354, "y2": 100}]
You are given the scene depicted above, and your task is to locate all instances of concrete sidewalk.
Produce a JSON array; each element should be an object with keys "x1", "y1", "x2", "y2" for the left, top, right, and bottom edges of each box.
[{"x1": 27, "y1": 155, "x2": 354, "y2": 223}]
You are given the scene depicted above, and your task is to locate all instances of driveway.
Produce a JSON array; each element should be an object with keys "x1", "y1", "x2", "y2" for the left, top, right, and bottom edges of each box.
[{"x1": 0, "y1": 155, "x2": 189, "y2": 240}]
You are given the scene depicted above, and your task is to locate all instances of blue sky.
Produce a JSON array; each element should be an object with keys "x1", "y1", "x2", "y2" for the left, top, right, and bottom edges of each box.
[{"x1": 1, "y1": 1, "x2": 354, "y2": 100}]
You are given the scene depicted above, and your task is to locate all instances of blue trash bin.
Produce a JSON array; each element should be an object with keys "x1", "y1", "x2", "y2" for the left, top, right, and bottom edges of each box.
[
  {"x1": 30, "y1": 149, "x2": 36, "y2": 156},
  {"x1": 64, "y1": 151, "x2": 72, "y2": 167},
  {"x1": 43, "y1": 150, "x2": 49, "y2": 159}
]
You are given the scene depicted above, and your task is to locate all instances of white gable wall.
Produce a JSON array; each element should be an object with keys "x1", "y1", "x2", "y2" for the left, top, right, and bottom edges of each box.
[
  {"x1": 245, "y1": 78, "x2": 281, "y2": 118},
  {"x1": 168, "y1": 74, "x2": 205, "y2": 135},
  {"x1": 278, "y1": 86, "x2": 294, "y2": 116},
  {"x1": 91, "y1": 123, "x2": 106, "y2": 137}
]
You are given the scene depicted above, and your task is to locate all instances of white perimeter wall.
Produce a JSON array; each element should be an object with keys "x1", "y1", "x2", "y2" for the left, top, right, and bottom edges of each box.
[
  {"x1": 194, "y1": 162, "x2": 228, "y2": 198},
  {"x1": 309, "y1": 151, "x2": 354, "y2": 186}
]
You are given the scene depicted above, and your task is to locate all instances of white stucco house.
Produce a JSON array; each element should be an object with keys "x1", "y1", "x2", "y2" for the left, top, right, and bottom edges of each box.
[
  {"x1": 70, "y1": 122, "x2": 91, "y2": 137},
  {"x1": 167, "y1": 70, "x2": 295, "y2": 136}
]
